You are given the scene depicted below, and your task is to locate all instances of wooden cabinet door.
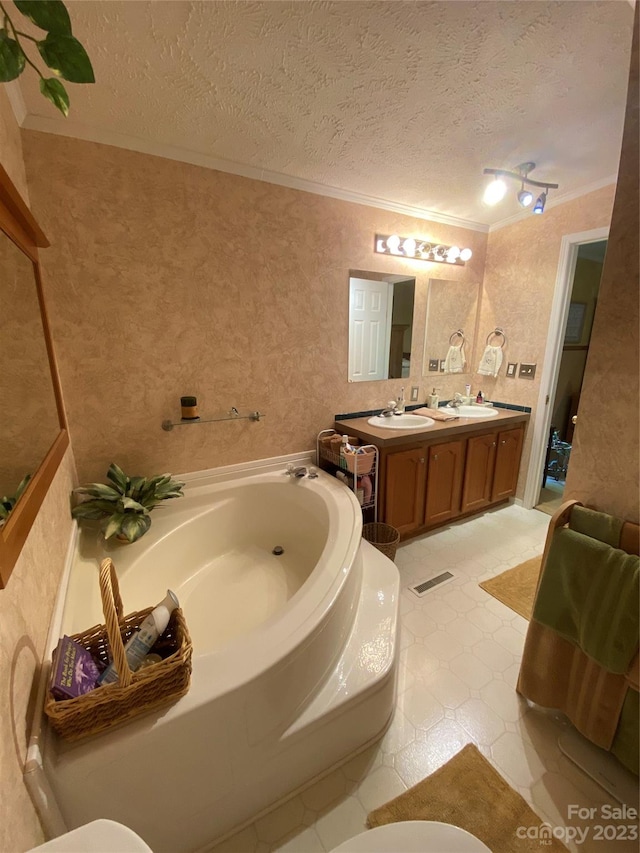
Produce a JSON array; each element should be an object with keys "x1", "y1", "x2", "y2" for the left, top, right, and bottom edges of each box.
[
  {"x1": 461, "y1": 432, "x2": 497, "y2": 513},
  {"x1": 384, "y1": 447, "x2": 426, "y2": 536},
  {"x1": 424, "y1": 440, "x2": 464, "y2": 527},
  {"x1": 491, "y1": 427, "x2": 524, "y2": 501}
]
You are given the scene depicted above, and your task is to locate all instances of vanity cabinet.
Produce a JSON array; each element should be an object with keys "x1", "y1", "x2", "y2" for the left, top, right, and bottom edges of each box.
[{"x1": 378, "y1": 422, "x2": 525, "y2": 540}]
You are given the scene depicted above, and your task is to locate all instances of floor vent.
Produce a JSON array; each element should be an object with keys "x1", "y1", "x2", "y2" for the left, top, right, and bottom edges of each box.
[{"x1": 409, "y1": 571, "x2": 454, "y2": 597}]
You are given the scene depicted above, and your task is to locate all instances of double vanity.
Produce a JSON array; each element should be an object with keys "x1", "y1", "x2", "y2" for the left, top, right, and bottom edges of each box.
[{"x1": 335, "y1": 406, "x2": 528, "y2": 539}]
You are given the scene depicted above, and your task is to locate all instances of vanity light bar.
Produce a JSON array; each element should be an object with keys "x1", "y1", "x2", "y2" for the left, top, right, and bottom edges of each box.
[{"x1": 374, "y1": 234, "x2": 472, "y2": 265}]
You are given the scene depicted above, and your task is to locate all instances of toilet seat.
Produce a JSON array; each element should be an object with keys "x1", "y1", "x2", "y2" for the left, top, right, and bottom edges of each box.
[{"x1": 329, "y1": 820, "x2": 491, "y2": 852}]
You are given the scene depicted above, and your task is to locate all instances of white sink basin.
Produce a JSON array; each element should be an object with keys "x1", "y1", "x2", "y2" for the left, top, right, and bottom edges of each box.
[
  {"x1": 367, "y1": 413, "x2": 435, "y2": 429},
  {"x1": 440, "y1": 405, "x2": 499, "y2": 418}
]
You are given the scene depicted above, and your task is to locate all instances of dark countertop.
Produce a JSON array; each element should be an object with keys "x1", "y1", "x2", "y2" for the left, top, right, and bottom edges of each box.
[{"x1": 334, "y1": 408, "x2": 529, "y2": 449}]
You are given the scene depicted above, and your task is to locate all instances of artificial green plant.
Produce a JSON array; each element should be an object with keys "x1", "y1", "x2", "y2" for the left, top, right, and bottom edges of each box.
[
  {"x1": 0, "y1": 472, "x2": 31, "y2": 527},
  {"x1": 71, "y1": 463, "x2": 185, "y2": 543},
  {"x1": 0, "y1": 0, "x2": 94, "y2": 116}
]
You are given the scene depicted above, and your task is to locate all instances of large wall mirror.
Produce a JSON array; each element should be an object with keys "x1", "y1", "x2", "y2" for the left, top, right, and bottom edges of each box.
[
  {"x1": 348, "y1": 271, "x2": 416, "y2": 382},
  {"x1": 0, "y1": 163, "x2": 68, "y2": 587},
  {"x1": 423, "y1": 278, "x2": 481, "y2": 377}
]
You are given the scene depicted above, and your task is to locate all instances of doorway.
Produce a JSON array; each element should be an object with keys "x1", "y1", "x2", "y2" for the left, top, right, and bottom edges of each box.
[{"x1": 535, "y1": 239, "x2": 607, "y2": 515}]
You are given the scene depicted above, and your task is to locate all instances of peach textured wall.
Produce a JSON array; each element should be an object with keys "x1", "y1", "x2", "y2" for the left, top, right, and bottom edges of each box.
[
  {"x1": 21, "y1": 131, "x2": 489, "y2": 483},
  {"x1": 565, "y1": 8, "x2": 639, "y2": 523},
  {"x1": 0, "y1": 91, "x2": 77, "y2": 852},
  {"x1": 480, "y1": 184, "x2": 615, "y2": 497}
]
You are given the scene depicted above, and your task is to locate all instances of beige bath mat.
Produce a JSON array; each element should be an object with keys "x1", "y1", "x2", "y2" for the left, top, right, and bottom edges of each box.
[
  {"x1": 367, "y1": 743, "x2": 568, "y2": 852},
  {"x1": 479, "y1": 556, "x2": 542, "y2": 620}
]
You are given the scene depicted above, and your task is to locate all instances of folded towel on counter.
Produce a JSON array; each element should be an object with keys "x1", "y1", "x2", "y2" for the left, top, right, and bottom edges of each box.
[
  {"x1": 477, "y1": 345, "x2": 503, "y2": 377},
  {"x1": 443, "y1": 344, "x2": 466, "y2": 373},
  {"x1": 414, "y1": 406, "x2": 459, "y2": 422}
]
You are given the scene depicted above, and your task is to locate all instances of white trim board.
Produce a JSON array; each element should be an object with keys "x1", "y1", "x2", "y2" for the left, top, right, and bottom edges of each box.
[{"x1": 522, "y1": 226, "x2": 609, "y2": 510}]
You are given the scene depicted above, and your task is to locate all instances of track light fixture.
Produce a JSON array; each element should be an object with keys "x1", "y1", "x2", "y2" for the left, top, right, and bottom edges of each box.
[
  {"x1": 482, "y1": 162, "x2": 558, "y2": 214},
  {"x1": 532, "y1": 189, "x2": 547, "y2": 214}
]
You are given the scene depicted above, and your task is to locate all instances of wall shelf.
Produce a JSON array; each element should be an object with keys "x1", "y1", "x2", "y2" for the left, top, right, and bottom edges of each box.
[{"x1": 162, "y1": 410, "x2": 265, "y2": 431}]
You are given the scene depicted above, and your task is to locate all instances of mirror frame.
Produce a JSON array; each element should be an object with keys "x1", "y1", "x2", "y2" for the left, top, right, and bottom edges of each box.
[{"x1": 0, "y1": 162, "x2": 69, "y2": 588}]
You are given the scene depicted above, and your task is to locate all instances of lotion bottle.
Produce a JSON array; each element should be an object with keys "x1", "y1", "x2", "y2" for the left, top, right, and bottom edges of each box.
[
  {"x1": 99, "y1": 590, "x2": 179, "y2": 685},
  {"x1": 428, "y1": 387, "x2": 439, "y2": 408}
]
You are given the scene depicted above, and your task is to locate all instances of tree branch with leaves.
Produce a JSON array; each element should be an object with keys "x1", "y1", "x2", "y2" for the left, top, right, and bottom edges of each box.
[{"x1": 0, "y1": 0, "x2": 94, "y2": 116}]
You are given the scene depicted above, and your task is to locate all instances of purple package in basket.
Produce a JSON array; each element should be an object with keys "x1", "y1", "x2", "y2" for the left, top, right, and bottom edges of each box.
[{"x1": 50, "y1": 635, "x2": 101, "y2": 701}]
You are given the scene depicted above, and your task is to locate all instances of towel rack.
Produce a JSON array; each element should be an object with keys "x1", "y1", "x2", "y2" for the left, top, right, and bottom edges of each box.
[
  {"x1": 448, "y1": 329, "x2": 465, "y2": 345},
  {"x1": 486, "y1": 327, "x2": 507, "y2": 348}
]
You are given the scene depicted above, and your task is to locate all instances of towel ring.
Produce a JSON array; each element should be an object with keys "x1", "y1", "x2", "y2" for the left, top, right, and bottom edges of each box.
[
  {"x1": 486, "y1": 328, "x2": 507, "y2": 348},
  {"x1": 448, "y1": 329, "x2": 465, "y2": 346}
]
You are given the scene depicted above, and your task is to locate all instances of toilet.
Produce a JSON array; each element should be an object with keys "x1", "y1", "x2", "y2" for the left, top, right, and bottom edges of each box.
[
  {"x1": 329, "y1": 820, "x2": 491, "y2": 852},
  {"x1": 29, "y1": 817, "x2": 490, "y2": 853}
]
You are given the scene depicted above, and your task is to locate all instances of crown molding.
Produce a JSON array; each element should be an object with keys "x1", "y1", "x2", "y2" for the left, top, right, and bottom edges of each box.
[
  {"x1": 20, "y1": 113, "x2": 492, "y2": 234},
  {"x1": 17, "y1": 112, "x2": 618, "y2": 237},
  {"x1": 488, "y1": 173, "x2": 618, "y2": 233},
  {"x1": 4, "y1": 81, "x2": 27, "y2": 125}
]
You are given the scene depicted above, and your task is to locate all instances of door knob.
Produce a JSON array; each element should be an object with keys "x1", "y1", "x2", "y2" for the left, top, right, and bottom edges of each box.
[{"x1": 572, "y1": 415, "x2": 577, "y2": 425}]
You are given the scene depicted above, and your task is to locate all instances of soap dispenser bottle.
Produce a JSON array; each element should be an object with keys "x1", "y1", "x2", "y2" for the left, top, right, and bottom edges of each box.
[
  {"x1": 396, "y1": 387, "x2": 406, "y2": 413},
  {"x1": 428, "y1": 387, "x2": 439, "y2": 408}
]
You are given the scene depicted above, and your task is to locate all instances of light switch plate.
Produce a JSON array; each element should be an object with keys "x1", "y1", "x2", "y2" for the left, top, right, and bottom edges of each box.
[
  {"x1": 410, "y1": 386, "x2": 419, "y2": 401},
  {"x1": 439, "y1": 360, "x2": 446, "y2": 372},
  {"x1": 428, "y1": 359, "x2": 439, "y2": 372},
  {"x1": 506, "y1": 362, "x2": 517, "y2": 377},
  {"x1": 519, "y1": 363, "x2": 537, "y2": 379}
]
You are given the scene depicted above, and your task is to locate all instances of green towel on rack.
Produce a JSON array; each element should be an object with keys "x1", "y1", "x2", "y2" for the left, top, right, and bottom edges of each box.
[
  {"x1": 569, "y1": 505, "x2": 623, "y2": 548},
  {"x1": 534, "y1": 527, "x2": 639, "y2": 674}
]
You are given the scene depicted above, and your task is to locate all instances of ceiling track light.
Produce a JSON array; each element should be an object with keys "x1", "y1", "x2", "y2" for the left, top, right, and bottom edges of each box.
[
  {"x1": 533, "y1": 189, "x2": 548, "y2": 214},
  {"x1": 482, "y1": 162, "x2": 559, "y2": 214},
  {"x1": 375, "y1": 234, "x2": 472, "y2": 264}
]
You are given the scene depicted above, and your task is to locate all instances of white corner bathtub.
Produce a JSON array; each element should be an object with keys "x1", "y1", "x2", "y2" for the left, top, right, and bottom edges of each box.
[{"x1": 30, "y1": 454, "x2": 400, "y2": 853}]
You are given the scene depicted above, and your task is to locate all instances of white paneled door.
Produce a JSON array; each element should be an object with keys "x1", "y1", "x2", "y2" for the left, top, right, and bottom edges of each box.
[{"x1": 348, "y1": 277, "x2": 392, "y2": 382}]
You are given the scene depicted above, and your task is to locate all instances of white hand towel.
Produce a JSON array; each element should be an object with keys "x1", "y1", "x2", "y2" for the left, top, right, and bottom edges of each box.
[
  {"x1": 477, "y1": 345, "x2": 503, "y2": 377},
  {"x1": 443, "y1": 344, "x2": 466, "y2": 373}
]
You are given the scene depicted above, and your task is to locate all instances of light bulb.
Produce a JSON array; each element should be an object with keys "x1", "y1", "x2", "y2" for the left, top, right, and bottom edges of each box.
[
  {"x1": 386, "y1": 234, "x2": 401, "y2": 253},
  {"x1": 483, "y1": 178, "x2": 507, "y2": 206},
  {"x1": 532, "y1": 190, "x2": 547, "y2": 214},
  {"x1": 447, "y1": 246, "x2": 460, "y2": 260},
  {"x1": 433, "y1": 245, "x2": 445, "y2": 260},
  {"x1": 460, "y1": 248, "x2": 473, "y2": 261},
  {"x1": 446, "y1": 255, "x2": 456, "y2": 263},
  {"x1": 402, "y1": 238, "x2": 416, "y2": 256},
  {"x1": 517, "y1": 189, "x2": 533, "y2": 208}
]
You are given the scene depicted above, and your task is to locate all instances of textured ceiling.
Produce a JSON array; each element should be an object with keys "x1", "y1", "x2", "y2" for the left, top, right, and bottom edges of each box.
[{"x1": 13, "y1": 0, "x2": 635, "y2": 227}]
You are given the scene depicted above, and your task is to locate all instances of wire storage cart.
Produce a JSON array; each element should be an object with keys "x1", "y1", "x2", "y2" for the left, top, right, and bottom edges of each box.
[{"x1": 317, "y1": 429, "x2": 378, "y2": 523}]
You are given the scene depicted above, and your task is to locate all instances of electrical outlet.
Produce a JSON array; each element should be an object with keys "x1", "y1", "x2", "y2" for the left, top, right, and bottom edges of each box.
[
  {"x1": 428, "y1": 359, "x2": 439, "y2": 372},
  {"x1": 440, "y1": 360, "x2": 446, "y2": 372},
  {"x1": 410, "y1": 386, "x2": 419, "y2": 402},
  {"x1": 506, "y1": 362, "x2": 518, "y2": 378},
  {"x1": 519, "y1": 363, "x2": 537, "y2": 379}
]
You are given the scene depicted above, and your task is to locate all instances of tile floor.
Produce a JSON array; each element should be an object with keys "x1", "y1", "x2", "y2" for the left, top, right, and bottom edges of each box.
[{"x1": 210, "y1": 504, "x2": 639, "y2": 853}]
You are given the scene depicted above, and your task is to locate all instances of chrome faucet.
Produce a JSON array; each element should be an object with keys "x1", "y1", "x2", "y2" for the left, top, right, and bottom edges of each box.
[
  {"x1": 449, "y1": 393, "x2": 464, "y2": 409},
  {"x1": 379, "y1": 401, "x2": 398, "y2": 417},
  {"x1": 286, "y1": 464, "x2": 308, "y2": 479}
]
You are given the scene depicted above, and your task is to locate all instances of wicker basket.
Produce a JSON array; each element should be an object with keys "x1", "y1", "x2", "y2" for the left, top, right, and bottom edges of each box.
[
  {"x1": 44, "y1": 558, "x2": 192, "y2": 742},
  {"x1": 363, "y1": 522, "x2": 400, "y2": 562},
  {"x1": 343, "y1": 447, "x2": 375, "y2": 475}
]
